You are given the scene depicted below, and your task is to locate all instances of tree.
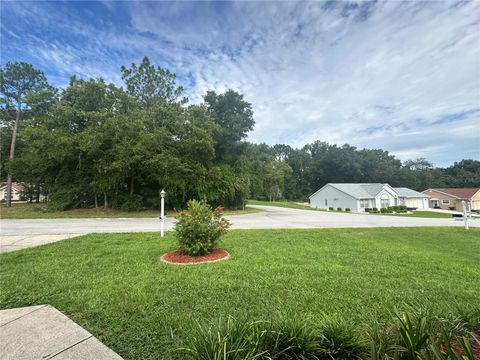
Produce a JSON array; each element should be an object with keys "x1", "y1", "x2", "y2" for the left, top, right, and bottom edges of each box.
[
  {"x1": 204, "y1": 90, "x2": 255, "y2": 162},
  {"x1": 0, "y1": 62, "x2": 50, "y2": 207},
  {"x1": 121, "y1": 56, "x2": 186, "y2": 108}
]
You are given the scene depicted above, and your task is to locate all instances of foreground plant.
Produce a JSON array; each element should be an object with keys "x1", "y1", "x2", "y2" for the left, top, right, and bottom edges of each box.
[{"x1": 175, "y1": 199, "x2": 230, "y2": 256}]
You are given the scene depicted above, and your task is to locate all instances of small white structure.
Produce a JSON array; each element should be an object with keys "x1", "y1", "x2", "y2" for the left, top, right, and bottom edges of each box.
[
  {"x1": 309, "y1": 183, "x2": 429, "y2": 212},
  {"x1": 0, "y1": 183, "x2": 25, "y2": 202}
]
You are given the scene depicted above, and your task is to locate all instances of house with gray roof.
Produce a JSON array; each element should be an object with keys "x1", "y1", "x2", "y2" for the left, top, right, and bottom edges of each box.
[{"x1": 309, "y1": 183, "x2": 429, "y2": 212}]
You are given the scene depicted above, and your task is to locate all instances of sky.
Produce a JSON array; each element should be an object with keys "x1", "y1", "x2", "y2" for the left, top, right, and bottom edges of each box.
[{"x1": 1, "y1": 0, "x2": 479, "y2": 167}]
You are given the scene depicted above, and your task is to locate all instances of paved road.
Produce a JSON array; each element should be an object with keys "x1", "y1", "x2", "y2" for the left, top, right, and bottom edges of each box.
[{"x1": 1, "y1": 205, "x2": 477, "y2": 253}]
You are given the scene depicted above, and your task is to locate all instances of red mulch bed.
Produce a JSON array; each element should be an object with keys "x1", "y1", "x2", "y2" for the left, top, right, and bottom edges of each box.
[
  {"x1": 160, "y1": 249, "x2": 230, "y2": 265},
  {"x1": 441, "y1": 331, "x2": 480, "y2": 359}
]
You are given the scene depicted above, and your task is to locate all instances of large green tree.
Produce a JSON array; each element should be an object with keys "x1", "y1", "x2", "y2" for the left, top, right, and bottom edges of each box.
[{"x1": 0, "y1": 62, "x2": 51, "y2": 206}]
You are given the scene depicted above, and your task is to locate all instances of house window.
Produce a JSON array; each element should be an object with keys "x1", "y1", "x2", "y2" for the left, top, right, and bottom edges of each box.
[
  {"x1": 442, "y1": 199, "x2": 450, "y2": 205},
  {"x1": 360, "y1": 199, "x2": 369, "y2": 209},
  {"x1": 324, "y1": 199, "x2": 328, "y2": 206}
]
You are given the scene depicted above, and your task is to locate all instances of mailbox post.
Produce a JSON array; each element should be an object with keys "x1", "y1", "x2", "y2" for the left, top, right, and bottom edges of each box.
[{"x1": 160, "y1": 189, "x2": 166, "y2": 237}]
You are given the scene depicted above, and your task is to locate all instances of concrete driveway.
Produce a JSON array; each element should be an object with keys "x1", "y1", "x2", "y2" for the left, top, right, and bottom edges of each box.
[{"x1": 1, "y1": 205, "x2": 477, "y2": 253}]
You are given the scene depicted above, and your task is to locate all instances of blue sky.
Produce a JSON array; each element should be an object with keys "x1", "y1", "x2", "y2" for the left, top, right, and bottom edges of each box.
[{"x1": 1, "y1": 1, "x2": 479, "y2": 167}]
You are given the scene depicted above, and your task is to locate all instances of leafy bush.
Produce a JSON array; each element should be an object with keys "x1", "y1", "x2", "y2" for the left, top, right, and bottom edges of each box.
[
  {"x1": 398, "y1": 205, "x2": 407, "y2": 211},
  {"x1": 365, "y1": 208, "x2": 372, "y2": 212},
  {"x1": 337, "y1": 207, "x2": 342, "y2": 211},
  {"x1": 449, "y1": 206, "x2": 456, "y2": 211},
  {"x1": 175, "y1": 199, "x2": 230, "y2": 256},
  {"x1": 372, "y1": 208, "x2": 378, "y2": 213},
  {"x1": 380, "y1": 208, "x2": 392, "y2": 214},
  {"x1": 329, "y1": 207, "x2": 334, "y2": 211},
  {"x1": 345, "y1": 208, "x2": 351, "y2": 212}
]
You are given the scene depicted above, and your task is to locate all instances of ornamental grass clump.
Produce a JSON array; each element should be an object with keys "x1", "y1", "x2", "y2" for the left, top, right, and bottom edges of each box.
[{"x1": 175, "y1": 199, "x2": 230, "y2": 256}]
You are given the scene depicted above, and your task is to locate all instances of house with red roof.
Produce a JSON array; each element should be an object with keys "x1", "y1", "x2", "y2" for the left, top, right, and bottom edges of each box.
[{"x1": 422, "y1": 188, "x2": 480, "y2": 211}]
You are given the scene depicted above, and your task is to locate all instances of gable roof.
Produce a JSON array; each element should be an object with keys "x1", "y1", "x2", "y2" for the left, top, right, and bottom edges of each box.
[
  {"x1": 0, "y1": 183, "x2": 25, "y2": 192},
  {"x1": 310, "y1": 183, "x2": 393, "y2": 199},
  {"x1": 424, "y1": 188, "x2": 480, "y2": 199},
  {"x1": 394, "y1": 187, "x2": 429, "y2": 198}
]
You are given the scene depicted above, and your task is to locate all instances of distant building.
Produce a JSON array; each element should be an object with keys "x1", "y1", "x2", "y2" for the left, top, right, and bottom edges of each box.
[
  {"x1": 422, "y1": 188, "x2": 480, "y2": 211},
  {"x1": 0, "y1": 183, "x2": 26, "y2": 202},
  {"x1": 309, "y1": 183, "x2": 429, "y2": 212}
]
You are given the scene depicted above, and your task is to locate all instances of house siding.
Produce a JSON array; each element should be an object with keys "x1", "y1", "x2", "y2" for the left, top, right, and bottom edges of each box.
[
  {"x1": 422, "y1": 189, "x2": 466, "y2": 210},
  {"x1": 309, "y1": 184, "x2": 360, "y2": 211},
  {"x1": 374, "y1": 187, "x2": 397, "y2": 209}
]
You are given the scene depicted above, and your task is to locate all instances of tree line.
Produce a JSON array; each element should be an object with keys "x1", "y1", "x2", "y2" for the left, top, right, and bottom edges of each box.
[{"x1": 1, "y1": 58, "x2": 479, "y2": 210}]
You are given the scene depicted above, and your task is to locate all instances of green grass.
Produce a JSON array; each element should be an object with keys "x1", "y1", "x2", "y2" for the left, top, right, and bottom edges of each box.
[
  {"x1": 384, "y1": 211, "x2": 453, "y2": 218},
  {"x1": 1, "y1": 228, "x2": 479, "y2": 359},
  {"x1": 0, "y1": 202, "x2": 259, "y2": 219},
  {"x1": 247, "y1": 199, "x2": 320, "y2": 210}
]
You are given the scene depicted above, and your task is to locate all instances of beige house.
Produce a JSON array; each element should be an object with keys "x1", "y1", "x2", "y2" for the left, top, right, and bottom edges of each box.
[
  {"x1": 0, "y1": 183, "x2": 26, "y2": 202},
  {"x1": 422, "y1": 188, "x2": 480, "y2": 211}
]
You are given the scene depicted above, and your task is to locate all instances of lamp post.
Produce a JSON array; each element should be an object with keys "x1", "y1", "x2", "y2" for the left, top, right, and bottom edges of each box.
[
  {"x1": 462, "y1": 200, "x2": 468, "y2": 230},
  {"x1": 160, "y1": 189, "x2": 166, "y2": 237}
]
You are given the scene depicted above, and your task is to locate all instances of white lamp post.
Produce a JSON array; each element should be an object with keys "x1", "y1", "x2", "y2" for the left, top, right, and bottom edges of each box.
[
  {"x1": 160, "y1": 189, "x2": 166, "y2": 237},
  {"x1": 462, "y1": 200, "x2": 468, "y2": 230}
]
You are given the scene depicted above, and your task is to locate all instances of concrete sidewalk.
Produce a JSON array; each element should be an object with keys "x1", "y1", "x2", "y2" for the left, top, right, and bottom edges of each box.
[{"x1": 0, "y1": 305, "x2": 123, "y2": 360}]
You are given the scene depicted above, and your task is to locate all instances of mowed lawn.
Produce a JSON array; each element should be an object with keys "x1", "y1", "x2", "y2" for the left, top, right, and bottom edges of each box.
[
  {"x1": 0, "y1": 228, "x2": 479, "y2": 359},
  {"x1": 0, "y1": 202, "x2": 259, "y2": 219}
]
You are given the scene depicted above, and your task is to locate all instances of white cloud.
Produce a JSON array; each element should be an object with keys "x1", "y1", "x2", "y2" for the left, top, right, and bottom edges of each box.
[{"x1": 2, "y1": 0, "x2": 479, "y2": 166}]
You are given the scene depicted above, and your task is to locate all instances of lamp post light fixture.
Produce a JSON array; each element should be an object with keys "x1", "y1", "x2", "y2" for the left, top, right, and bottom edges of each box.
[{"x1": 160, "y1": 189, "x2": 166, "y2": 237}]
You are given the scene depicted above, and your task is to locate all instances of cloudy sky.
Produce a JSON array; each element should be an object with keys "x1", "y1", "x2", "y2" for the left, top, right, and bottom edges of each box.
[{"x1": 1, "y1": 1, "x2": 479, "y2": 167}]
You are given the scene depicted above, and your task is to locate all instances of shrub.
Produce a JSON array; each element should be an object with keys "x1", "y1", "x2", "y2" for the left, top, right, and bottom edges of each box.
[
  {"x1": 372, "y1": 208, "x2": 378, "y2": 213},
  {"x1": 182, "y1": 316, "x2": 321, "y2": 360},
  {"x1": 398, "y1": 205, "x2": 407, "y2": 211},
  {"x1": 175, "y1": 199, "x2": 230, "y2": 256},
  {"x1": 345, "y1": 208, "x2": 351, "y2": 212},
  {"x1": 380, "y1": 208, "x2": 390, "y2": 213},
  {"x1": 120, "y1": 194, "x2": 144, "y2": 212},
  {"x1": 329, "y1": 207, "x2": 334, "y2": 211},
  {"x1": 449, "y1": 206, "x2": 456, "y2": 211},
  {"x1": 181, "y1": 317, "x2": 257, "y2": 360},
  {"x1": 318, "y1": 316, "x2": 364, "y2": 359},
  {"x1": 337, "y1": 207, "x2": 342, "y2": 211},
  {"x1": 365, "y1": 208, "x2": 372, "y2": 212},
  {"x1": 258, "y1": 318, "x2": 321, "y2": 359}
]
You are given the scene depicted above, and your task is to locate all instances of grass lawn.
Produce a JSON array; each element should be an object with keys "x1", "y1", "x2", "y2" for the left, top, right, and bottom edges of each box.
[
  {"x1": 385, "y1": 211, "x2": 453, "y2": 218},
  {"x1": 1, "y1": 227, "x2": 479, "y2": 359},
  {"x1": 0, "y1": 202, "x2": 259, "y2": 219},
  {"x1": 247, "y1": 199, "x2": 319, "y2": 210}
]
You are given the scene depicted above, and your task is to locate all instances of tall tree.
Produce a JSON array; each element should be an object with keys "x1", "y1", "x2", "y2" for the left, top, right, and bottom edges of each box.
[
  {"x1": 0, "y1": 62, "x2": 50, "y2": 207},
  {"x1": 204, "y1": 89, "x2": 254, "y2": 162},
  {"x1": 121, "y1": 56, "x2": 186, "y2": 108}
]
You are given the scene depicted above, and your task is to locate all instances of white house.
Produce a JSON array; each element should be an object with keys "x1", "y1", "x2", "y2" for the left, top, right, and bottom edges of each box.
[
  {"x1": 0, "y1": 183, "x2": 25, "y2": 202},
  {"x1": 309, "y1": 183, "x2": 429, "y2": 212},
  {"x1": 395, "y1": 187, "x2": 429, "y2": 209}
]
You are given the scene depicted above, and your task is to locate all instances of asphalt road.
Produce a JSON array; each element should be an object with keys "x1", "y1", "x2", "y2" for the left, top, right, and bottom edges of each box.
[{"x1": 1, "y1": 205, "x2": 477, "y2": 253}]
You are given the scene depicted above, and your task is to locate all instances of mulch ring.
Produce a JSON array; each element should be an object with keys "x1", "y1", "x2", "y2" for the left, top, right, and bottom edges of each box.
[{"x1": 160, "y1": 249, "x2": 230, "y2": 265}]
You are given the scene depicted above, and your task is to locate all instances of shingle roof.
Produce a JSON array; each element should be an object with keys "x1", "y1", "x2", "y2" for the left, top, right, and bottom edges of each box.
[
  {"x1": 394, "y1": 187, "x2": 429, "y2": 198},
  {"x1": 426, "y1": 188, "x2": 480, "y2": 199},
  {"x1": 328, "y1": 183, "x2": 387, "y2": 199}
]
